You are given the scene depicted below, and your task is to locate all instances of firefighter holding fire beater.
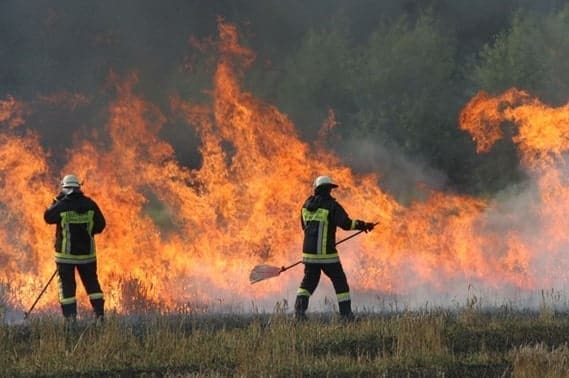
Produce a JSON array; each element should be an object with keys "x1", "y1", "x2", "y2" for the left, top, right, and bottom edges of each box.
[
  {"x1": 44, "y1": 174, "x2": 106, "y2": 325},
  {"x1": 294, "y1": 175, "x2": 375, "y2": 321}
]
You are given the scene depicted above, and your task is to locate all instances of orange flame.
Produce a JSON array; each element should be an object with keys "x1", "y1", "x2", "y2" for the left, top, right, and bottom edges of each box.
[
  {"x1": 459, "y1": 88, "x2": 569, "y2": 291},
  {"x1": 460, "y1": 88, "x2": 569, "y2": 168},
  {"x1": 1, "y1": 23, "x2": 569, "y2": 315},
  {"x1": 0, "y1": 96, "x2": 25, "y2": 129}
]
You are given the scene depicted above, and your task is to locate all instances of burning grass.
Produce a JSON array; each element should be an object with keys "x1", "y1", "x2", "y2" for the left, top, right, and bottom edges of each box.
[
  {"x1": 2, "y1": 20, "x2": 569, "y2": 321},
  {"x1": 3, "y1": 309, "x2": 569, "y2": 377}
]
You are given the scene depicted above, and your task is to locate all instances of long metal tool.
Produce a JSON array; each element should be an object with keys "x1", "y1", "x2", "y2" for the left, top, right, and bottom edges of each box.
[
  {"x1": 249, "y1": 223, "x2": 378, "y2": 284},
  {"x1": 24, "y1": 269, "x2": 57, "y2": 319}
]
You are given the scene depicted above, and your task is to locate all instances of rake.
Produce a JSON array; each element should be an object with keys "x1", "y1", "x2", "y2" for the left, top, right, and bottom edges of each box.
[
  {"x1": 249, "y1": 223, "x2": 378, "y2": 284},
  {"x1": 24, "y1": 269, "x2": 57, "y2": 319}
]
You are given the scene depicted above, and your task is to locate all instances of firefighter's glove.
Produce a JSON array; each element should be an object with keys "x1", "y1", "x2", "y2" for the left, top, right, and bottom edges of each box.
[
  {"x1": 364, "y1": 222, "x2": 375, "y2": 233},
  {"x1": 355, "y1": 220, "x2": 375, "y2": 233}
]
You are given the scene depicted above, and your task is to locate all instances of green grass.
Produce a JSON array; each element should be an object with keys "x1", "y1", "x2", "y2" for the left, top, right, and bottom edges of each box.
[{"x1": 2, "y1": 310, "x2": 569, "y2": 377}]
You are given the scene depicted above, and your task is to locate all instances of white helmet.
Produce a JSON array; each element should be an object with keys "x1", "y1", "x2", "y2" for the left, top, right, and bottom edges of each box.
[
  {"x1": 313, "y1": 175, "x2": 338, "y2": 189},
  {"x1": 61, "y1": 174, "x2": 81, "y2": 188}
]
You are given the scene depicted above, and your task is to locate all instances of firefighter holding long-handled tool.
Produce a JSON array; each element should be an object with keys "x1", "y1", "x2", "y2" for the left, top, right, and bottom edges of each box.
[
  {"x1": 43, "y1": 174, "x2": 106, "y2": 326},
  {"x1": 294, "y1": 175, "x2": 375, "y2": 321}
]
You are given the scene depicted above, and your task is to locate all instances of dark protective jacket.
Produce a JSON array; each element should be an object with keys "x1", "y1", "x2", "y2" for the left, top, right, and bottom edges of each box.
[
  {"x1": 300, "y1": 193, "x2": 359, "y2": 263},
  {"x1": 44, "y1": 190, "x2": 106, "y2": 264}
]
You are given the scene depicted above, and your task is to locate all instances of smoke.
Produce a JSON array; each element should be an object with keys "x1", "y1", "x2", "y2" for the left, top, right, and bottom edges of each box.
[
  {"x1": 0, "y1": 1, "x2": 219, "y2": 168},
  {"x1": 337, "y1": 136, "x2": 448, "y2": 204}
]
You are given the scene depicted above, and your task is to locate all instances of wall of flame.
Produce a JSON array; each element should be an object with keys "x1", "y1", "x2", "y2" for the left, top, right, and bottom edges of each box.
[{"x1": 1, "y1": 21, "x2": 568, "y2": 315}]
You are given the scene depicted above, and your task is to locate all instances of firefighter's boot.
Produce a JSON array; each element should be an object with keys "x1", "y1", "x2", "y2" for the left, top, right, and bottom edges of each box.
[
  {"x1": 339, "y1": 300, "x2": 355, "y2": 321},
  {"x1": 294, "y1": 296, "x2": 309, "y2": 321},
  {"x1": 90, "y1": 298, "x2": 104, "y2": 326},
  {"x1": 64, "y1": 314, "x2": 77, "y2": 334},
  {"x1": 61, "y1": 302, "x2": 77, "y2": 319}
]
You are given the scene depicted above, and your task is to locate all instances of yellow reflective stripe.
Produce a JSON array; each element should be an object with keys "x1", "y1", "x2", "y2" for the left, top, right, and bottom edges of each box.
[
  {"x1": 303, "y1": 258, "x2": 339, "y2": 264},
  {"x1": 60, "y1": 296, "x2": 76, "y2": 305},
  {"x1": 337, "y1": 292, "x2": 351, "y2": 302},
  {"x1": 350, "y1": 220, "x2": 357, "y2": 230},
  {"x1": 55, "y1": 252, "x2": 96, "y2": 259},
  {"x1": 302, "y1": 253, "x2": 339, "y2": 260},
  {"x1": 301, "y1": 208, "x2": 328, "y2": 222},
  {"x1": 61, "y1": 216, "x2": 70, "y2": 253},
  {"x1": 297, "y1": 288, "x2": 311, "y2": 297},
  {"x1": 87, "y1": 210, "x2": 94, "y2": 234},
  {"x1": 61, "y1": 210, "x2": 94, "y2": 224},
  {"x1": 88, "y1": 292, "x2": 104, "y2": 300},
  {"x1": 57, "y1": 276, "x2": 63, "y2": 301}
]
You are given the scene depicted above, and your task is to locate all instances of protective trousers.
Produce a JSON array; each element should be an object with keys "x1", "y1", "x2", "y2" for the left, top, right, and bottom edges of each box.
[
  {"x1": 295, "y1": 262, "x2": 353, "y2": 318},
  {"x1": 57, "y1": 261, "x2": 104, "y2": 319}
]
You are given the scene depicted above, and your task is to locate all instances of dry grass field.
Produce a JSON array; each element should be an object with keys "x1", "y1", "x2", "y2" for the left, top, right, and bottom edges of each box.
[{"x1": 2, "y1": 307, "x2": 569, "y2": 377}]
